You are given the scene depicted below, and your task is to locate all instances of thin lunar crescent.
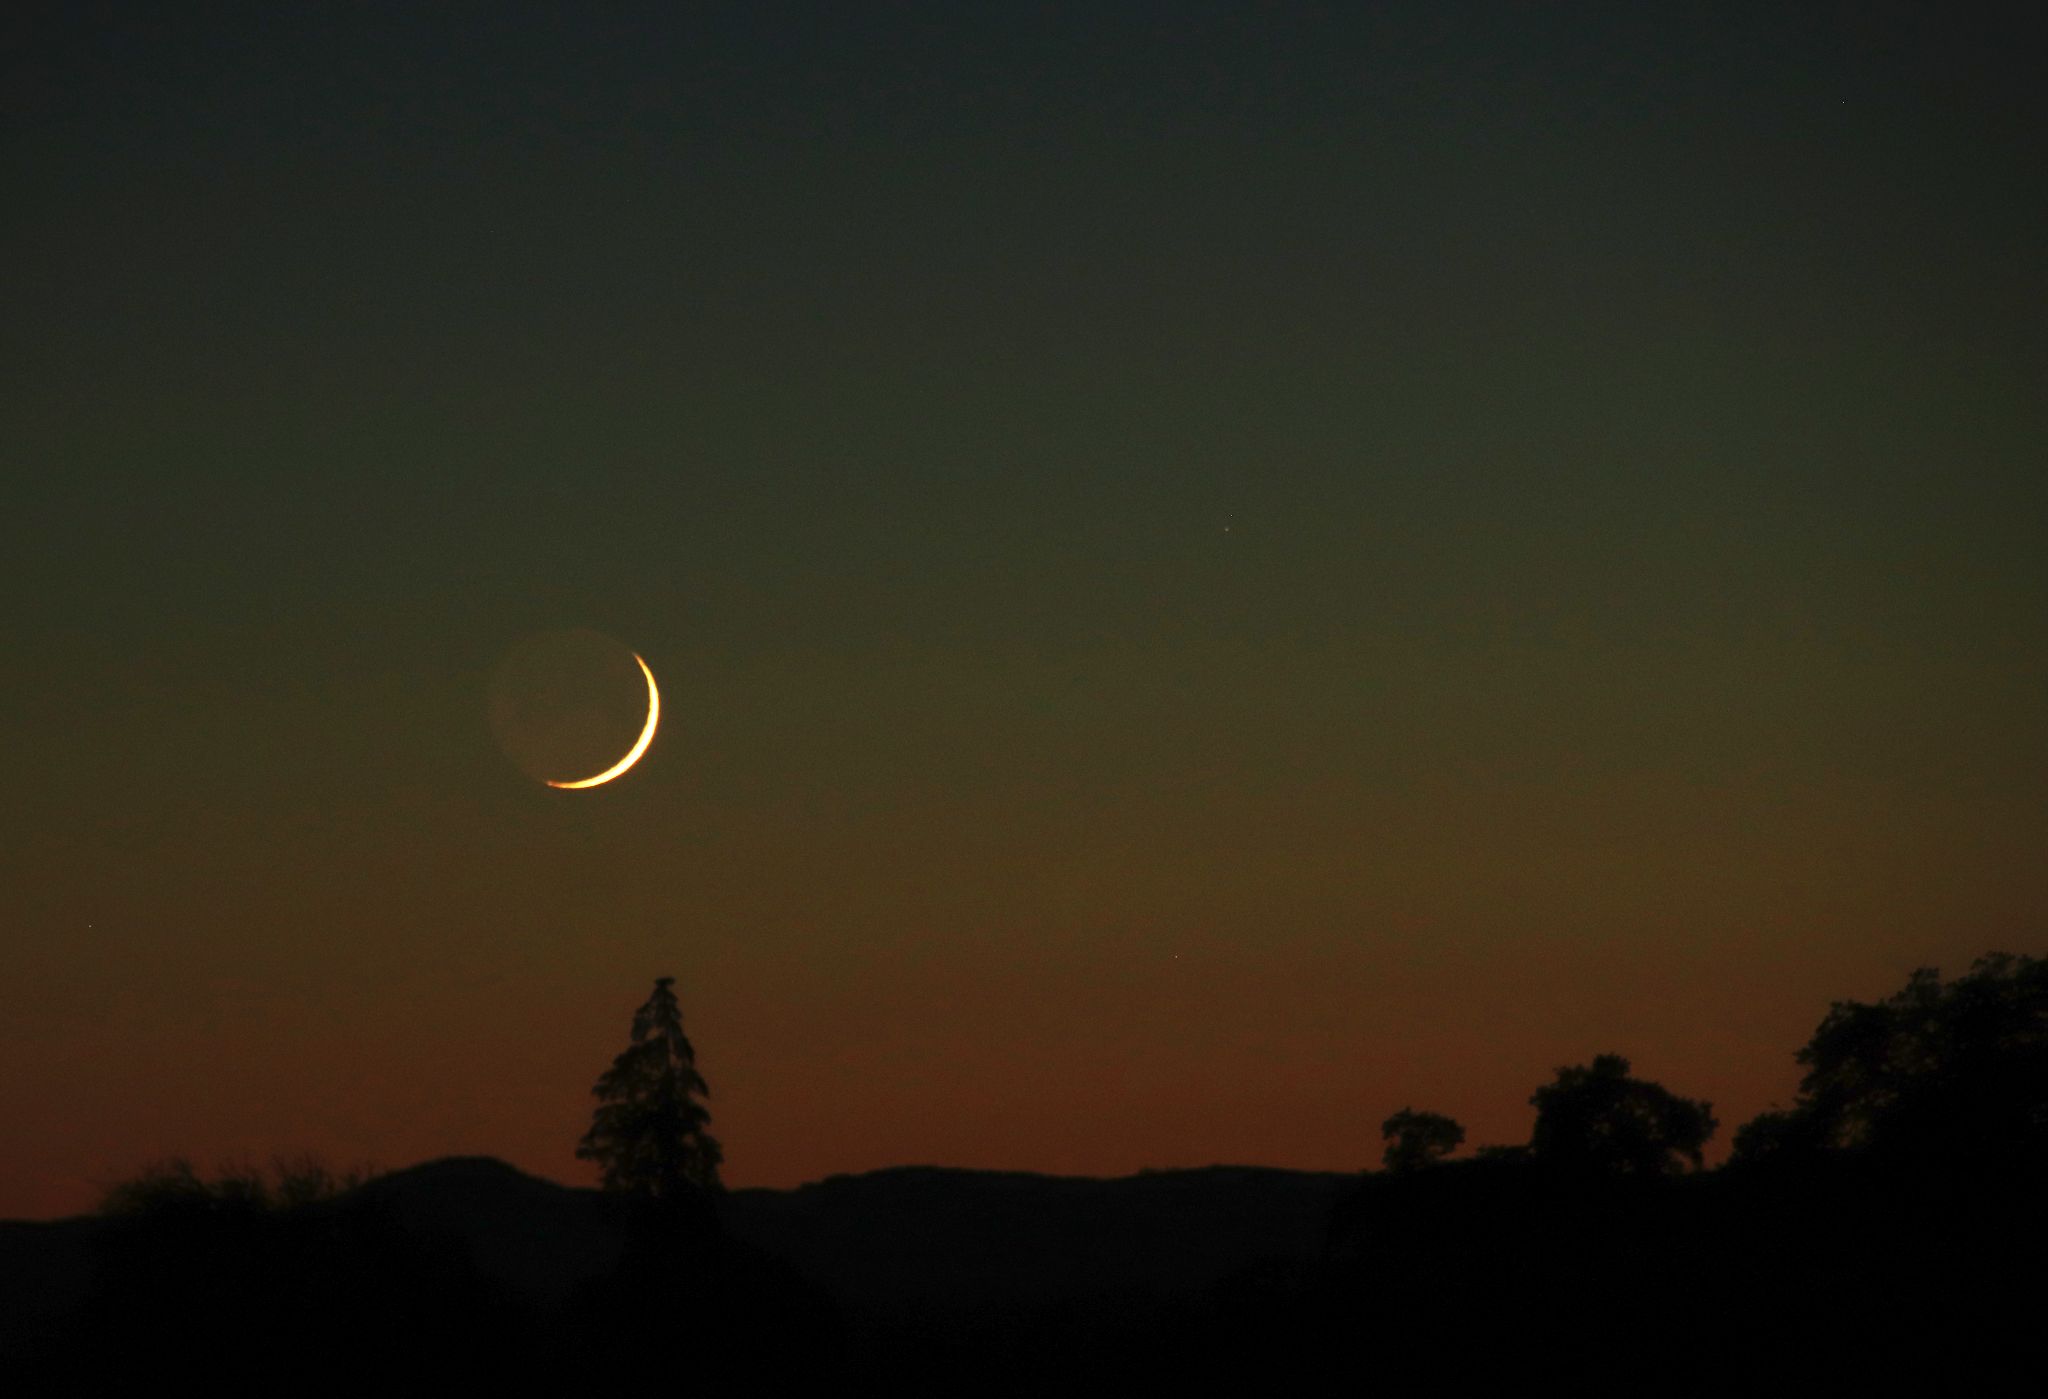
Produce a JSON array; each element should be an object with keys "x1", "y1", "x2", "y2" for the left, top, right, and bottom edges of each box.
[{"x1": 546, "y1": 653, "x2": 660, "y2": 789}]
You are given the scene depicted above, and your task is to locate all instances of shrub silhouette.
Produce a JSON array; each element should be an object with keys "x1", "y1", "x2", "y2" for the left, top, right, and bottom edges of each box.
[
  {"x1": 97, "y1": 1154, "x2": 370, "y2": 1218},
  {"x1": 1528, "y1": 1054, "x2": 1716, "y2": 1177},
  {"x1": 75, "y1": 1165, "x2": 518, "y2": 1386},
  {"x1": 1733, "y1": 951, "x2": 2046, "y2": 1169},
  {"x1": 1379, "y1": 1109, "x2": 1464, "y2": 1173}
]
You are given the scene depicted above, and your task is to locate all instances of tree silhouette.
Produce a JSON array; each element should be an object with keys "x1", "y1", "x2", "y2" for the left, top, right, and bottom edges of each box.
[
  {"x1": 577, "y1": 977, "x2": 723, "y2": 1196},
  {"x1": 1733, "y1": 951, "x2": 2046, "y2": 1168},
  {"x1": 1380, "y1": 1108, "x2": 1464, "y2": 1173},
  {"x1": 1527, "y1": 1054, "x2": 1715, "y2": 1178}
]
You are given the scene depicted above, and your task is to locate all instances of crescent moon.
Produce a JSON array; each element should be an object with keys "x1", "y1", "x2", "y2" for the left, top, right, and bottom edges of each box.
[{"x1": 546, "y1": 653, "x2": 660, "y2": 790}]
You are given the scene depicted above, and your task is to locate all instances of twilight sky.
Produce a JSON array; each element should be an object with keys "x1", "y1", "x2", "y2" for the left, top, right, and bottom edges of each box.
[{"x1": 3, "y1": 3, "x2": 2044, "y2": 1217}]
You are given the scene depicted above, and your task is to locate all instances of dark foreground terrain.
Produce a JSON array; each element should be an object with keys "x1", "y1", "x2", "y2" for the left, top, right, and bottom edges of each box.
[
  {"x1": 1, "y1": 1149, "x2": 2038, "y2": 1395},
  {"x1": 8, "y1": 955, "x2": 2037, "y2": 1391}
]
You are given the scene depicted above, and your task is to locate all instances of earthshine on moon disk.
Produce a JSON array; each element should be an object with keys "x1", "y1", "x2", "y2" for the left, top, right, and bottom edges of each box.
[
  {"x1": 486, "y1": 629, "x2": 660, "y2": 789},
  {"x1": 546, "y1": 653, "x2": 659, "y2": 789}
]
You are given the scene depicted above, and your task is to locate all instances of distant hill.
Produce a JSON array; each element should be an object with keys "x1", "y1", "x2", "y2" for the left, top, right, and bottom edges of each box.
[
  {"x1": 0, "y1": 1158, "x2": 1356, "y2": 1367},
  {"x1": 342, "y1": 1155, "x2": 634, "y2": 1307},
  {"x1": 722, "y1": 1164, "x2": 1355, "y2": 1321},
  {"x1": 8, "y1": 1147, "x2": 2038, "y2": 1392},
  {"x1": 0, "y1": 1215, "x2": 111, "y2": 1355}
]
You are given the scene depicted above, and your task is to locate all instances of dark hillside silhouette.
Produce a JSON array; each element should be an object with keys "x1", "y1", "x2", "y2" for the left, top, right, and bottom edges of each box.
[
  {"x1": 1308, "y1": 954, "x2": 2044, "y2": 1395},
  {"x1": 7, "y1": 1158, "x2": 832, "y2": 1388},
  {"x1": 2, "y1": 953, "x2": 2038, "y2": 1394},
  {"x1": 727, "y1": 1164, "x2": 1355, "y2": 1319}
]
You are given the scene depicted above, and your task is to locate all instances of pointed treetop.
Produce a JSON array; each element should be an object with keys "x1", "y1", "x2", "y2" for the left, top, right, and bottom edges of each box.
[{"x1": 578, "y1": 976, "x2": 723, "y2": 1195}]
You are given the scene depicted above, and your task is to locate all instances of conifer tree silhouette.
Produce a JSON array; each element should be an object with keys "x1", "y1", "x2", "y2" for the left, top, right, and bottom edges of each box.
[{"x1": 577, "y1": 977, "x2": 723, "y2": 1195}]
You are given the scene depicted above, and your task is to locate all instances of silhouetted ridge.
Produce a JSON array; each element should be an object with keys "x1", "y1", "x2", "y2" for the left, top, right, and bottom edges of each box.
[
  {"x1": 339, "y1": 1156, "x2": 632, "y2": 1307},
  {"x1": 4, "y1": 954, "x2": 2037, "y2": 1394},
  {"x1": 4, "y1": 1156, "x2": 831, "y2": 1389},
  {"x1": 725, "y1": 1164, "x2": 1356, "y2": 1322}
]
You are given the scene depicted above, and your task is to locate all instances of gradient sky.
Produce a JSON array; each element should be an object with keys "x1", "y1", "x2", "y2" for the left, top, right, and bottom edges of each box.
[{"x1": 4, "y1": 3, "x2": 2044, "y2": 1217}]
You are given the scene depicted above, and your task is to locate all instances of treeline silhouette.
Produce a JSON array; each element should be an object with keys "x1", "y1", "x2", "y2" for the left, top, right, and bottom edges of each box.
[
  {"x1": 3, "y1": 953, "x2": 2038, "y2": 1394},
  {"x1": 1201, "y1": 951, "x2": 2045, "y2": 1396}
]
